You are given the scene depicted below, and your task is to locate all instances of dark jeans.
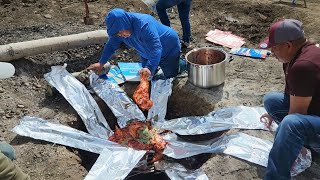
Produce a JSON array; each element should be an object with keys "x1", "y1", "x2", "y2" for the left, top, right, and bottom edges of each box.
[
  {"x1": 263, "y1": 92, "x2": 320, "y2": 180},
  {"x1": 141, "y1": 54, "x2": 180, "y2": 79},
  {"x1": 156, "y1": 0, "x2": 192, "y2": 43}
]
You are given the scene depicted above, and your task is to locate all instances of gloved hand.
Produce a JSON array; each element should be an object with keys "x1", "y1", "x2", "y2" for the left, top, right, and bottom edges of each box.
[
  {"x1": 87, "y1": 62, "x2": 111, "y2": 76},
  {"x1": 103, "y1": 61, "x2": 111, "y2": 75}
]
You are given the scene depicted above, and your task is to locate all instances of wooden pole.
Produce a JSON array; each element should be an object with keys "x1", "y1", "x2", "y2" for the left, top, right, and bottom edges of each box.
[{"x1": 0, "y1": 30, "x2": 108, "y2": 62}]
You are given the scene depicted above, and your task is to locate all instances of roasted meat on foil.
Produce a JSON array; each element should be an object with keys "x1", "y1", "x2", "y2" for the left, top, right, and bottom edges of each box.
[{"x1": 108, "y1": 120, "x2": 167, "y2": 162}]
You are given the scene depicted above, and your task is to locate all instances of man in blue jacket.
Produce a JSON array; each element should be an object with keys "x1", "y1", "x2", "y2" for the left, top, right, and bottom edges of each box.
[{"x1": 87, "y1": 8, "x2": 181, "y2": 79}]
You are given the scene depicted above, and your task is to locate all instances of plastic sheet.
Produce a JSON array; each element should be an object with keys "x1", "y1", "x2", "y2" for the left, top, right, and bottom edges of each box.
[
  {"x1": 90, "y1": 73, "x2": 145, "y2": 128},
  {"x1": 44, "y1": 64, "x2": 112, "y2": 138},
  {"x1": 155, "y1": 106, "x2": 278, "y2": 135},
  {"x1": 148, "y1": 78, "x2": 174, "y2": 123}
]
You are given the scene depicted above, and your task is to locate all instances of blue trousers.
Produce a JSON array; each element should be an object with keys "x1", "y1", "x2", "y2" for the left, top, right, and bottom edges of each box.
[
  {"x1": 156, "y1": 0, "x2": 192, "y2": 43},
  {"x1": 0, "y1": 142, "x2": 16, "y2": 161},
  {"x1": 263, "y1": 92, "x2": 320, "y2": 180},
  {"x1": 141, "y1": 54, "x2": 180, "y2": 79}
]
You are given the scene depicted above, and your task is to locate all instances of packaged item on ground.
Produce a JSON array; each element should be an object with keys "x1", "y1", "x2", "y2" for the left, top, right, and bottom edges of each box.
[
  {"x1": 118, "y1": 62, "x2": 143, "y2": 82},
  {"x1": 99, "y1": 65, "x2": 125, "y2": 84},
  {"x1": 205, "y1": 29, "x2": 245, "y2": 49},
  {"x1": 230, "y1": 47, "x2": 270, "y2": 59}
]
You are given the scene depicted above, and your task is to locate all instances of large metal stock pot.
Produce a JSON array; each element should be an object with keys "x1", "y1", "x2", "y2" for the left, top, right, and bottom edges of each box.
[{"x1": 185, "y1": 47, "x2": 228, "y2": 88}]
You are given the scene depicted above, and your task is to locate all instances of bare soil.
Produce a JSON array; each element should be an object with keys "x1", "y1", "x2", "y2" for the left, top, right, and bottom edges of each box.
[{"x1": 0, "y1": 0, "x2": 320, "y2": 179}]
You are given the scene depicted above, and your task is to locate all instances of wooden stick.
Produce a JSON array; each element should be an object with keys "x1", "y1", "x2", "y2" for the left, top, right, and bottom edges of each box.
[{"x1": 0, "y1": 30, "x2": 108, "y2": 62}]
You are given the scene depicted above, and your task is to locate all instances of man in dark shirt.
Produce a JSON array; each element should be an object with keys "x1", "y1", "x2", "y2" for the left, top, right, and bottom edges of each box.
[{"x1": 259, "y1": 19, "x2": 320, "y2": 180}]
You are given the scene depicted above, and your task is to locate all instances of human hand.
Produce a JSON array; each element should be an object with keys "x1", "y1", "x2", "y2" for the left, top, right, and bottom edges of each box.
[
  {"x1": 260, "y1": 113, "x2": 273, "y2": 129},
  {"x1": 87, "y1": 62, "x2": 103, "y2": 75},
  {"x1": 139, "y1": 68, "x2": 151, "y2": 78}
]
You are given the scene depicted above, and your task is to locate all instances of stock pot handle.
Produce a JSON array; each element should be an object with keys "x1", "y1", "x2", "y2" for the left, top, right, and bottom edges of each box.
[{"x1": 228, "y1": 55, "x2": 234, "y2": 63}]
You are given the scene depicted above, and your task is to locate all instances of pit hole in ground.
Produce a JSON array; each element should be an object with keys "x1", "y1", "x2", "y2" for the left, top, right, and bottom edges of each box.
[{"x1": 70, "y1": 81, "x2": 215, "y2": 179}]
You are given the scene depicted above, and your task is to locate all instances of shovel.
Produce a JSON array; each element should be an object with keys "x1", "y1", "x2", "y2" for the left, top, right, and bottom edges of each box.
[{"x1": 83, "y1": 0, "x2": 94, "y2": 25}]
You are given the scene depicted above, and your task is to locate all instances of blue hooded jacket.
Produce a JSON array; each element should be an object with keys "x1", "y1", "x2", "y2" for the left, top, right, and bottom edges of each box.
[{"x1": 99, "y1": 8, "x2": 180, "y2": 74}]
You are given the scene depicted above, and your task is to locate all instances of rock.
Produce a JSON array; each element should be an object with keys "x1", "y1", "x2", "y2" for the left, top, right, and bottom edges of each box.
[
  {"x1": 17, "y1": 104, "x2": 25, "y2": 108},
  {"x1": 44, "y1": 14, "x2": 52, "y2": 19},
  {"x1": 22, "y1": 0, "x2": 36, "y2": 3},
  {"x1": 34, "y1": 84, "x2": 42, "y2": 88},
  {"x1": 5, "y1": 114, "x2": 12, "y2": 118},
  {"x1": 1, "y1": 0, "x2": 11, "y2": 5},
  {"x1": 91, "y1": 15, "x2": 99, "y2": 19},
  {"x1": 257, "y1": 12, "x2": 267, "y2": 20},
  {"x1": 22, "y1": 3, "x2": 31, "y2": 7},
  {"x1": 0, "y1": 109, "x2": 4, "y2": 115},
  {"x1": 24, "y1": 82, "x2": 30, "y2": 86},
  {"x1": 38, "y1": 107, "x2": 56, "y2": 119},
  {"x1": 0, "y1": 87, "x2": 5, "y2": 93}
]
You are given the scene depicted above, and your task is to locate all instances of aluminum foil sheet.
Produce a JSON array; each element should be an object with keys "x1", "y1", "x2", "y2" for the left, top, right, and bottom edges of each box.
[
  {"x1": 163, "y1": 132, "x2": 311, "y2": 176},
  {"x1": 148, "y1": 78, "x2": 174, "y2": 123},
  {"x1": 217, "y1": 132, "x2": 273, "y2": 166},
  {"x1": 13, "y1": 116, "x2": 147, "y2": 180},
  {"x1": 12, "y1": 116, "x2": 123, "y2": 154},
  {"x1": 218, "y1": 132, "x2": 312, "y2": 177},
  {"x1": 13, "y1": 116, "x2": 311, "y2": 177},
  {"x1": 85, "y1": 147, "x2": 146, "y2": 180},
  {"x1": 89, "y1": 73, "x2": 145, "y2": 128},
  {"x1": 156, "y1": 161, "x2": 208, "y2": 180},
  {"x1": 163, "y1": 133, "x2": 221, "y2": 159},
  {"x1": 44, "y1": 64, "x2": 112, "y2": 138},
  {"x1": 291, "y1": 148, "x2": 312, "y2": 176},
  {"x1": 154, "y1": 106, "x2": 278, "y2": 135}
]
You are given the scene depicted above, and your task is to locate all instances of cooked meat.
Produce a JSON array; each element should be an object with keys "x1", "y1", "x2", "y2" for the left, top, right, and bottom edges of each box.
[
  {"x1": 108, "y1": 120, "x2": 167, "y2": 162},
  {"x1": 133, "y1": 72, "x2": 153, "y2": 111}
]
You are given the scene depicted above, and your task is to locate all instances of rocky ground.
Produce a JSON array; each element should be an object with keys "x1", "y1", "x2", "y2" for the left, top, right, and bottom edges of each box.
[{"x1": 0, "y1": 0, "x2": 320, "y2": 179}]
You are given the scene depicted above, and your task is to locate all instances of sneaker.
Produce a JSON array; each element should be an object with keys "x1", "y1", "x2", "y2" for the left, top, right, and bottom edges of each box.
[{"x1": 181, "y1": 42, "x2": 192, "y2": 49}]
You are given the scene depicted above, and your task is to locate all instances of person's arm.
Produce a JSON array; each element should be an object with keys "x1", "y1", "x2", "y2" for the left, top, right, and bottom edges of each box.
[
  {"x1": 87, "y1": 37, "x2": 121, "y2": 73},
  {"x1": 288, "y1": 61, "x2": 316, "y2": 114},
  {"x1": 289, "y1": 95, "x2": 312, "y2": 114},
  {"x1": 0, "y1": 153, "x2": 30, "y2": 180},
  {"x1": 140, "y1": 23, "x2": 162, "y2": 74},
  {"x1": 99, "y1": 37, "x2": 122, "y2": 65}
]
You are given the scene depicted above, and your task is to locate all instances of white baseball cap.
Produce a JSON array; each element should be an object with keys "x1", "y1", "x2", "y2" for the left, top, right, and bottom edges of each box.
[{"x1": 0, "y1": 62, "x2": 15, "y2": 79}]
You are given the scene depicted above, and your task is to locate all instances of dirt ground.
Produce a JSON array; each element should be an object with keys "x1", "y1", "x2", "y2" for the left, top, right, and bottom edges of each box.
[{"x1": 0, "y1": 0, "x2": 320, "y2": 179}]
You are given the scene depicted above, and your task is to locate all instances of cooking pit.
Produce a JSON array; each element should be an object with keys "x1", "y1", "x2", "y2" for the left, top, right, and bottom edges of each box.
[{"x1": 71, "y1": 78, "x2": 220, "y2": 179}]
